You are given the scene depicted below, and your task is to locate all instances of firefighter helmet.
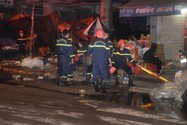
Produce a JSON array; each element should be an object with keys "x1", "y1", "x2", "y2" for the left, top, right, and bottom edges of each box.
[
  {"x1": 118, "y1": 39, "x2": 129, "y2": 47},
  {"x1": 118, "y1": 39, "x2": 125, "y2": 47},
  {"x1": 19, "y1": 30, "x2": 24, "y2": 34},
  {"x1": 95, "y1": 29, "x2": 105, "y2": 38},
  {"x1": 57, "y1": 24, "x2": 65, "y2": 32}
]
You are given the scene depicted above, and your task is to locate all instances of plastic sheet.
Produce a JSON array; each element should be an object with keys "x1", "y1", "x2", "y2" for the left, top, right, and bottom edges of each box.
[
  {"x1": 21, "y1": 57, "x2": 44, "y2": 68},
  {"x1": 150, "y1": 70, "x2": 187, "y2": 118}
]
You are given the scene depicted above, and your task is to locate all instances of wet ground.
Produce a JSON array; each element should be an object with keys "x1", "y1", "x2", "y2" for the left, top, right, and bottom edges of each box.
[
  {"x1": 0, "y1": 80, "x2": 187, "y2": 125},
  {"x1": 0, "y1": 55, "x2": 187, "y2": 123}
]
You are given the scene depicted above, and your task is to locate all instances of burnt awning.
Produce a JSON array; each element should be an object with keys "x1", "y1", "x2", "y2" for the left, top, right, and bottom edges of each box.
[
  {"x1": 20, "y1": 0, "x2": 124, "y2": 6},
  {"x1": 118, "y1": 0, "x2": 187, "y2": 17}
]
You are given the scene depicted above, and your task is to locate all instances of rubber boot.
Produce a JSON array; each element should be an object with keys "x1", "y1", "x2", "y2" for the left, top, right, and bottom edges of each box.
[
  {"x1": 56, "y1": 76, "x2": 62, "y2": 85},
  {"x1": 101, "y1": 81, "x2": 108, "y2": 93},
  {"x1": 93, "y1": 81, "x2": 100, "y2": 92},
  {"x1": 114, "y1": 75, "x2": 120, "y2": 86},
  {"x1": 128, "y1": 76, "x2": 135, "y2": 86},
  {"x1": 61, "y1": 78, "x2": 69, "y2": 86},
  {"x1": 86, "y1": 75, "x2": 91, "y2": 84}
]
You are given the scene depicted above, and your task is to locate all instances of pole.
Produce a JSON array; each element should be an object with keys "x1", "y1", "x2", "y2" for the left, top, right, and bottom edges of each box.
[
  {"x1": 30, "y1": 5, "x2": 35, "y2": 58},
  {"x1": 184, "y1": 12, "x2": 187, "y2": 52},
  {"x1": 100, "y1": 0, "x2": 112, "y2": 30}
]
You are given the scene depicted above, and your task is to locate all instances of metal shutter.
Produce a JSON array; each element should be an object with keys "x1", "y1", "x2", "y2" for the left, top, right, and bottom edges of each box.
[{"x1": 160, "y1": 14, "x2": 185, "y2": 60}]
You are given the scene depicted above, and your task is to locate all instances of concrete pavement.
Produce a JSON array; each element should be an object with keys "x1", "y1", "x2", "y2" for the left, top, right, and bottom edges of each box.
[
  {"x1": 0, "y1": 62, "x2": 178, "y2": 98},
  {"x1": 1, "y1": 61, "x2": 187, "y2": 120}
]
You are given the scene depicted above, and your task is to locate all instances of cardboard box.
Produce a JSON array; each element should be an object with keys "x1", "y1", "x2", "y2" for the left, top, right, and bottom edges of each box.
[
  {"x1": 156, "y1": 44, "x2": 164, "y2": 54},
  {"x1": 155, "y1": 53, "x2": 165, "y2": 62}
]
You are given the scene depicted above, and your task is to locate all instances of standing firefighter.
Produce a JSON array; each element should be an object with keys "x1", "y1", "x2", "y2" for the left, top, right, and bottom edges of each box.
[
  {"x1": 17, "y1": 30, "x2": 26, "y2": 58},
  {"x1": 76, "y1": 41, "x2": 87, "y2": 66},
  {"x1": 87, "y1": 29, "x2": 111, "y2": 93},
  {"x1": 112, "y1": 39, "x2": 136, "y2": 86},
  {"x1": 104, "y1": 33, "x2": 113, "y2": 79},
  {"x1": 56, "y1": 29, "x2": 74, "y2": 86}
]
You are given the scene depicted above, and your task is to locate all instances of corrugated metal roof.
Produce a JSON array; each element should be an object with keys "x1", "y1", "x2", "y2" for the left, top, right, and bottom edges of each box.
[
  {"x1": 118, "y1": 0, "x2": 187, "y2": 9},
  {"x1": 25, "y1": 0, "x2": 125, "y2": 6}
]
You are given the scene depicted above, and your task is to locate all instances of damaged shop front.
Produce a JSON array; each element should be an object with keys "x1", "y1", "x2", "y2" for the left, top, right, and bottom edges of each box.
[
  {"x1": 118, "y1": 0, "x2": 187, "y2": 118},
  {"x1": 118, "y1": 0, "x2": 187, "y2": 61}
]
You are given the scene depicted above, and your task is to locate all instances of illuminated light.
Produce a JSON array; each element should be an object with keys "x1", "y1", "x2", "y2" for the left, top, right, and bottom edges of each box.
[
  {"x1": 180, "y1": 58, "x2": 187, "y2": 63},
  {"x1": 181, "y1": 8, "x2": 187, "y2": 15}
]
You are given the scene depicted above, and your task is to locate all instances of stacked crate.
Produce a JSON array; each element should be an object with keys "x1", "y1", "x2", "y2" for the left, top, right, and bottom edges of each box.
[{"x1": 155, "y1": 44, "x2": 165, "y2": 62}]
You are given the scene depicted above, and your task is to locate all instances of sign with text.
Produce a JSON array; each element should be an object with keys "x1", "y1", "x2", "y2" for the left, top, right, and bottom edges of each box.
[{"x1": 120, "y1": 4, "x2": 182, "y2": 17}]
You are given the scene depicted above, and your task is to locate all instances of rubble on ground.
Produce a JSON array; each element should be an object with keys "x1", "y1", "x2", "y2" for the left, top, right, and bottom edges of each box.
[
  {"x1": 21, "y1": 57, "x2": 44, "y2": 68},
  {"x1": 151, "y1": 70, "x2": 187, "y2": 118},
  {"x1": 1, "y1": 56, "x2": 57, "y2": 80}
]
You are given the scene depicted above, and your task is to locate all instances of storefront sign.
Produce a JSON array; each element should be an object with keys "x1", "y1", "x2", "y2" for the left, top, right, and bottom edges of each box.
[{"x1": 120, "y1": 4, "x2": 182, "y2": 17}]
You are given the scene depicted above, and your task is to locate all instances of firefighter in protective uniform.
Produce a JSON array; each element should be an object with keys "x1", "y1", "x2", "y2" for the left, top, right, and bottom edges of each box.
[
  {"x1": 87, "y1": 29, "x2": 111, "y2": 93},
  {"x1": 112, "y1": 39, "x2": 136, "y2": 86},
  {"x1": 56, "y1": 30, "x2": 74, "y2": 86},
  {"x1": 76, "y1": 41, "x2": 87, "y2": 66},
  {"x1": 104, "y1": 33, "x2": 113, "y2": 79},
  {"x1": 17, "y1": 30, "x2": 26, "y2": 58}
]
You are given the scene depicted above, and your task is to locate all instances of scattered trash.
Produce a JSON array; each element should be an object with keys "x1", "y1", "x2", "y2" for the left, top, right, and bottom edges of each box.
[
  {"x1": 44, "y1": 72, "x2": 57, "y2": 79},
  {"x1": 79, "y1": 89, "x2": 86, "y2": 97},
  {"x1": 175, "y1": 70, "x2": 182, "y2": 78},
  {"x1": 22, "y1": 78, "x2": 34, "y2": 81},
  {"x1": 21, "y1": 57, "x2": 44, "y2": 68},
  {"x1": 43, "y1": 63, "x2": 52, "y2": 69},
  {"x1": 151, "y1": 70, "x2": 187, "y2": 118},
  {"x1": 15, "y1": 61, "x2": 21, "y2": 66},
  {"x1": 38, "y1": 76, "x2": 43, "y2": 80},
  {"x1": 12, "y1": 74, "x2": 21, "y2": 79}
]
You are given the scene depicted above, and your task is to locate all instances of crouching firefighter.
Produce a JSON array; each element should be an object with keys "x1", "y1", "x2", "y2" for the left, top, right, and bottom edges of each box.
[
  {"x1": 56, "y1": 29, "x2": 74, "y2": 86},
  {"x1": 87, "y1": 29, "x2": 111, "y2": 93},
  {"x1": 112, "y1": 39, "x2": 137, "y2": 86}
]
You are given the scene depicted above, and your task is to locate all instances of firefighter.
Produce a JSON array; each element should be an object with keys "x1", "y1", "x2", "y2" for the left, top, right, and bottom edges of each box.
[
  {"x1": 104, "y1": 33, "x2": 113, "y2": 79},
  {"x1": 66, "y1": 32, "x2": 75, "y2": 82},
  {"x1": 76, "y1": 41, "x2": 92, "y2": 84},
  {"x1": 76, "y1": 41, "x2": 87, "y2": 66},
  {"x1": 87, "y1": 29, "x2": 111, "y2": 93},
  {"x1": 56, "y1": 29, "x2": 74, "y2": 86},
  {"x1": 17, "y1": 30, "x2": 26, "y2": 58},
  {"x1": 112, "y1": 39, "x2": 136, "y2": 86}
]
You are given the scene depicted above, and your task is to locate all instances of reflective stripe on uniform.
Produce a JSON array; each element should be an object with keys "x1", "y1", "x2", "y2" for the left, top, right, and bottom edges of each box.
[
  {"x1": 113, "y1": 52, "x2": 131, "y2": 56},
  {"x1": 68, "y1": 74, "x2": 73, "y2": 77},
  {"x1": 77, "y1": 50, "x2": 87, "y2": 53},
  {"x1": 70, "y1": 54, "x2": 75, "y2": 57},
  {"x1": 57, "y1": 39, "x2": 67, "y2": 43},
  {"x1": 62, "y1": 76, "x2": 67, "y2": 78},
  {"x1": 130, "y1": 59, "x2": 135, "y2": 62},
  {"x1": 68, "y1": 38, "x2": 72, "y2": 41},
  {"x1": 56, "y1": 44, "x2": 72, "y2": 47},
  {"x1": 95, "y1": 41, "x2": 106, "y2": 45},
  {"x1": 17, "y1": 38, "x2": 26, "y2": 40},
  {"x1": 89, "y1": 45, "x2": 110, "y2": 50}
]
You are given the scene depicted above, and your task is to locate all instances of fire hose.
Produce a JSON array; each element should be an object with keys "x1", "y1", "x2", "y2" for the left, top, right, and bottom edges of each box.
[{"x1": 137, "y1": 64, "x2": 169, "y2": 83}]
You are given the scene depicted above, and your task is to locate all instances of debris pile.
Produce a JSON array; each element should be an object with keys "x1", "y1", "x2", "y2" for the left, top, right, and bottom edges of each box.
[
  {"x1": 21, "y1": 57, "x2": 44, "y2": 68},
  {"x1": 151, "y1": 70, "x2": 187, "y2": 118}
]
